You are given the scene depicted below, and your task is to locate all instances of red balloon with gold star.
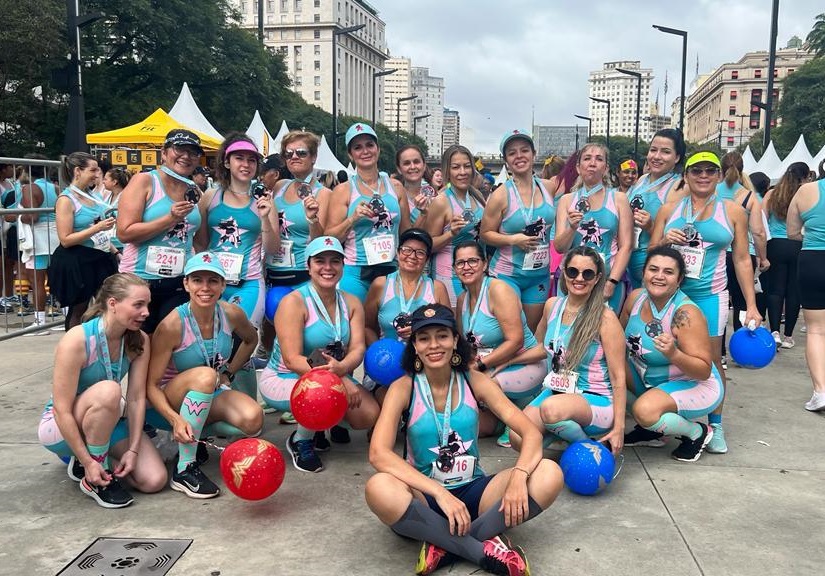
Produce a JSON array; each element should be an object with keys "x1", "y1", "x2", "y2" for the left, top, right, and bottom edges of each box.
[
  {"x1": 289, "y1": 368, "x2": 348, "y2": 431},
  {"x1": 219, "y1": 438, "x2": 286, "y2": 500}
]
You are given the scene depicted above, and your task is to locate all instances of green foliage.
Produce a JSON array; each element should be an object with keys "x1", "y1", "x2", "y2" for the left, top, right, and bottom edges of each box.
[
  {"x1": 589, "y1": 135, "x2": 649, "y2": 171},
  {"x1": 773, "y1": 57, "x2": 825, "y2": 155},
  {"x1": 805, "y1": 13, "x2": 825, "y2": 58}
]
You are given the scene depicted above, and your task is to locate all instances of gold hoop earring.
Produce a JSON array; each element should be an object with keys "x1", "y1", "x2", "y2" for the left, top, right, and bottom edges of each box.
[
  {"x1": 450, "y1": 350, "x2": 462, "y2": 367},
  {"x1": 414, "y1": 356, "x2": 424, "y2": 372}
]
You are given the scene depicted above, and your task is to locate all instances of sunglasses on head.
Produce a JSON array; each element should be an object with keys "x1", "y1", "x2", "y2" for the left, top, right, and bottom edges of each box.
[
  {"x1": 564, "y1": 266, "x2": 597, "y2": 281},
  {"x1": 284, "y1": 148, "x2": 310, "y2": 159},
  {"x1": 687, "y1": 166, "x2": 720, "y2": 176}
]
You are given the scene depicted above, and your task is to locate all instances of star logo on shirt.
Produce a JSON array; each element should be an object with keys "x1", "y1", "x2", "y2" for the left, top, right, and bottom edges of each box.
[{"x1": 213, "y1": 217, "x2": 243, "y2": 247}]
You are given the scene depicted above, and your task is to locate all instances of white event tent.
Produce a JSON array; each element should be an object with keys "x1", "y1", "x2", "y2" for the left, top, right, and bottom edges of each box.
[
  {"x1": 314, "y1": 135, "x2": 349, "y2": 174},
  {"x1": 168, "y1": 83, "x2": 223, "y2": 142},
  {"x1": 245, "y1": 110, "x2": 276, "y2": 157}
]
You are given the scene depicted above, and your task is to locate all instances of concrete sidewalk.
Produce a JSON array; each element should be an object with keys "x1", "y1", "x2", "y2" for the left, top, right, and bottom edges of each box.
[{"x1": 1, "y1": 329, "x2": 823, "y2": 576}]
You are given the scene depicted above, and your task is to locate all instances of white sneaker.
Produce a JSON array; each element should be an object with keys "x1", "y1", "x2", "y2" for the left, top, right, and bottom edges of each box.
[
  {"x1": 804, "y1": 392, "x2": 825, "y2": 412},
  {"x1": 781, "y1": 336, "x2": 795, "y2": 349},
  {"x1": 801, "y1": 325, "x2": 807, "y2": 333},
  {"x1": 771, "y1": 331, "x2": 782, "y2": 345}
]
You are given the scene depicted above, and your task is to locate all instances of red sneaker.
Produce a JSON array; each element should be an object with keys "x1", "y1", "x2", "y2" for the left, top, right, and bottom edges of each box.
[{"x1": 480, "y1": 535, "x2": 530, "y2": 576}]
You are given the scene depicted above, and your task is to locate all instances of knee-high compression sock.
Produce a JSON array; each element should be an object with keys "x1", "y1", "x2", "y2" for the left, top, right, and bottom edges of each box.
[
  {"x1": 86, "y1": 442, "x2": 110, "y2": 471},
  {"x1": 469, "y1": 497, "x2": 543, "y2": 542},
  {"x1": 646, "y1": 413, "x2": 701, "y2": 440},
  {"x1": 544, "y1": 419, "x2": 588, "y2": 443},
  {"x1": 294, "y1": 425, "x2": 314, "y2": 442},
  {"x1": 231, "y1": 367, "x2": 258, "y2": 399},
  {"x1": 177, "y1": 390, "x2": 213, "y2": 473},
  {"x1": 391, "y1": 499, "x2": 484, "y2": 564},
  {"x1": 708, "y1": 413, "x2": 722, "y2": 426}
]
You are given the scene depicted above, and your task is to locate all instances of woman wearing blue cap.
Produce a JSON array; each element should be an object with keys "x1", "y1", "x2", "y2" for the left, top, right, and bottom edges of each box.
[
  {"x1": 259, "y1": 236, "x2": 380, "y2": 473},
  {"x1": 324, "y1": 123, "x2": 414, "y2": 301},
  {"x1": 146, "y1": 252, "x2": 263, "y2": 498},
  {"x1": 365, "y1": 303, "x2": 562, "y2": 576},
  {"x1": 481, "y1": 130, "x2": 557, "y2": 332},
  {"x1": 117, "y1": 129, "x2": 204, "y2": 333}
]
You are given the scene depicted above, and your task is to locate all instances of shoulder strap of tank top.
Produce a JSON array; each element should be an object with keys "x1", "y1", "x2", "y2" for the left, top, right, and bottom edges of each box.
[{"x1": 741, "y1": 190, "x2": 752, "y2": 209}]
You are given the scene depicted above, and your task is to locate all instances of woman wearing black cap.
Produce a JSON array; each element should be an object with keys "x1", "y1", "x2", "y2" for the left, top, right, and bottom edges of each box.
[
  {"x1": 365, "y1": 303, "x2": 563, "y2": 576},
  {"x1": 117, "y1": 129, "x2": 205, "y2": 333}
]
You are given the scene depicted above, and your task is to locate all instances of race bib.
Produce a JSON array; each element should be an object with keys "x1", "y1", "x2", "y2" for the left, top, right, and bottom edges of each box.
[
  {"x1": 632, "y1": 226, "x2": 642, "y2": 250},
  {"x1": 146, "y1": 246, "x2": 185, "y2": 277},
  {"x1": 542, "y1": 370, "x2": 579, "y2": 394},
  {"x1": 674, "y1": 245, "x2": 704, "y2": 279},
  {"x1": 90, "y1": 231, "x2": 111, "y2": 252},
  {"x1": 363, "y1": 234, "x2": 395, "y2": 266},
  {"x1": 217, "y1": 252, "x2": 244, "y2": 285},
  {"x1": 522, "y1": 243, "x2": 550, "y2": 271},
  {"x1": 267, "y1": 239, "x2": 295, "y2": 269},
  {"x1": 431, "y1": 455, "x2": 477, "y2": 486}
]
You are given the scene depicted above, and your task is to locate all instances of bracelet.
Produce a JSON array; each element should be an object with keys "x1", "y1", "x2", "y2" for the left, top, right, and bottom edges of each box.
[
  {"x1": 513, "y1": 466, "x2": 531, "y2": 479},
  {"x1": 607, "y1": 278, "x2": 619, "y2": 285},
  {"x1": 127, "y1": 449, "x2": 139, "y2": 455},
  {"x1": 307, "y1": 216, "x2": 319, "y2": 224}
]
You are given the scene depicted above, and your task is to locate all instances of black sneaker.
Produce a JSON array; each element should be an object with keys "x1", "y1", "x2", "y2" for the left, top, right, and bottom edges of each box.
[
  {"x1": 313, "y1": 431, "x2": 331, "y2": 452},
  {"x1": 67, "y1": 456, "x2": 84, "y2": 483},
  {"x1": 671, "y1": 423, "x2": 714, "y2": 462},
  {"x1": 286, "y1": 431, "x2": 324, "y2": 473},
  {"x1": 80, "y1": 475, "x2": 134, "y2": 509},
  {"x1": 624, "y1": 425, "x2": 666, "y2": 447},
  {"x1": 330, "y1": 425, "x2": 351, "y2": 444},
  {"x1": 196, "y1": 441, "x2": 209, "y2": 465},
  {"x1": 170, "y1": 461, "x2": 220, "y2": 499}
]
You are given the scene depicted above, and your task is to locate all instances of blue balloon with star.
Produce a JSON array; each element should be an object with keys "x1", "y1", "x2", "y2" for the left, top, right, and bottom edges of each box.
[{"x1": 559, "y1": 439, "x2": 616, "y2": 496}]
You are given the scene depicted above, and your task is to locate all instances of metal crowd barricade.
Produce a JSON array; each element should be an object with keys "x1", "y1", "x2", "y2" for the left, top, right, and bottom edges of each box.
[{"x1": 0, "y1": 156, "x2": 66, "y2": 339}]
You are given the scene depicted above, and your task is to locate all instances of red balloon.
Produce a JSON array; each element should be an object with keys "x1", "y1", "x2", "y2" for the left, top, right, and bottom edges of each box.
[
  {"x1": 289, "y1": 368, "x2": 348, "y2": 431},
  {"x1": 219, "y1": 438, "x2": 285, "y2": 501}
]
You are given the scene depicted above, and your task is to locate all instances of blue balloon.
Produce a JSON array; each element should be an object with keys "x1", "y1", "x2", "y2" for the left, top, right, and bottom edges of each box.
[
  {"x1": 364, "y1": 338, "x2": 406, "y2": 387},
  {"x1": 559, "y1": 439, "x2": 616, "y2": 496},
  {"x1": 265, "y1": 286, "x2": 293, "y2": 323},
  {"x1": 728, "y1": 326, "x2": 776, "y2": 369}
]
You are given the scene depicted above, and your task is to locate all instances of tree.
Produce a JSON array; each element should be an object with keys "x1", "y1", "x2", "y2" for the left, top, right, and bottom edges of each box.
[
  {"x1": 589, "y1": 135, "x2": 650, "y2": 172},
  {"x1": 806, "y1": 12, "x2": 825, "y2": 58},
  {"x1": 774, "y1": 57, "x2": 825, "y2": 155}
]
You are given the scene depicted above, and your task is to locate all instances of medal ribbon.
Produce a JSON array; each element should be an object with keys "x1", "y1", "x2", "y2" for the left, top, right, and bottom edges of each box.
[
  {"x1": 96, "y1": 317, "x2": 125, "y2": 382},
  {"x1": 464, "y1": 276, "x2": 490, "y2": 338},
  {"x1": 186, "y1": 303, "x2": 221, "y2": 367},
  {"x1": 308, "y1": 284, "x2": 343, "y2": 343},
  {"x1": 417, "y1": 371, "x2": 456, "y2": 448},
  {"x1": 159, "y1": 165, "x2": 196, "y2": 186},
  {"x1": 550, "y1": 296, "x2": 580, "y2": 369},
  {"x1": 628, "y1": 172, "x2": 676, "y2": 207},
  {"x1": 507, "y1": 178, "x2": 537, "y2": 225},
  {"x1": 396, "y1": 272, "x2": 423, "y2": 315}
]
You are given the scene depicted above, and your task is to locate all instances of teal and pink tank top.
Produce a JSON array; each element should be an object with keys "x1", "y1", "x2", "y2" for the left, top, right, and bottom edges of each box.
[
  {"x1": 432, "y1": 185, "x2": 484, "y2": 278},
  {"x1": 60, "y1": 187, "x2": 110, "y2": 250},
  {"x1": 800, "y1": 180, "x2": 825, "y2": 251},
  {"x1": 343, "y1": 173, "x2": 400, "y2": 266},
  {"x1": 571, "y1": 186, "x2": 620, "y2": 274},
  {"x1": 460, "y1": 277, "x2": 538, "y2": 354},
  {"x1": 627, "y1": 172, "x2": 681, "y2": 254},
  {"x1": 269, "y1": 179, "x2": 323, "y2": 272},
  {"x1": 162, "y1": 303, "x2": 233, "y2": 384},
  {"x1": 377, "y1": 271, "x2": 436, "y2": 340},
  {"x1": 205, "y1": 186, "x2": 263, "y2": 283}
]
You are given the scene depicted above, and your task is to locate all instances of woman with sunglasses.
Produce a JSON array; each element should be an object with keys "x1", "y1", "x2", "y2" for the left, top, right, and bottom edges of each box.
[
  {"x1": 508, "y1": 246, "x2": 627, "y2": 456},
  {"x1": 146, "y1": 253, "x2": 263, "y2": 499},
  {"x1": 259, "y1": 236, "x2": 380, "y2": 473},
  {"x1": 554, "y1": 143, "x2": 634, "y2": 313},
  {"x1": 650, "y1": 152, "x2": 760, "y2": 455},
  {"x1": 626, "y1": 129, "x2": 685, "y2": 288},
  {"x1": 394, "y1": 144, "x2": 436, "y2": 227},
  {"x1": 365, "y1": 303, "x2": 562, "y2": 576},
  {"x1": 194, "y1": 133, "x2": 279, "y2": 329},
  {"x1": 324, "y1": 123, "x2": 413, "y2": 301},
  {"x1": 453, "y1": 241, "x2": 547, "y2": 448},
  {"x1": 620, "y1": 246, "x2": 723, "y2": 461},
  {"x1": 117, "y1": 129, "x2": 204, "y2": 333},
  {"x1": 481, "y1": 130, "x2": 557, "y2": 332},
  {"x1": 425, "y1": 145, "x2": 487, "y2": 308}
]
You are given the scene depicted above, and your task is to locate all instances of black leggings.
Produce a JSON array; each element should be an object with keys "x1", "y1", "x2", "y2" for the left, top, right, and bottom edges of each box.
[
  {"x1": 766, "y1": 238, "x2": 802, "y2": 334},
  {"x1": 722, "y1": 252, "x2": 768, "y2": 357}
]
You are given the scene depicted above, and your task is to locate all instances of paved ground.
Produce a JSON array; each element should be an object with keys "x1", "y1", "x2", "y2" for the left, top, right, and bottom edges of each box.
[{"x1": 1, "y1": 324, "x2": 823, "y2": 576}]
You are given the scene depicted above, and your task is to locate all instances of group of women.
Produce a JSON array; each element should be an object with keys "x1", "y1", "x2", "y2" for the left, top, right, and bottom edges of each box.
[{"x1": 39, "y1": 122, "x2": 825, "y2": 576}]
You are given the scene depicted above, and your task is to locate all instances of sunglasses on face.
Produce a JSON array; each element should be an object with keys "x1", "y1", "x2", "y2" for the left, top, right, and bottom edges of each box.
[
  {"x1": 399, "y1": 246, "x2": 427, "y2": 259},
  {"x1": 454, "y1": 257, "x2": 482, "y2": 269},
  {"x1": 172, "y1": 145, "x2": 202, "y2": 159},
  {"x1": 564, "y1": 266, "x2": 597, "y2": 281},
  {"x1": 687, "y1": 166, "x2": 720, "y2": 176},
  {"x1": 284, "y1": 148, "x2": 310, "y2": 159}
]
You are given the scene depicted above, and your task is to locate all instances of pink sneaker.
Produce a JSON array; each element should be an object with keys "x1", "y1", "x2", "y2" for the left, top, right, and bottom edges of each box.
[{"x1": 481, "y1": 535, "x2": 530, "y2": 576}]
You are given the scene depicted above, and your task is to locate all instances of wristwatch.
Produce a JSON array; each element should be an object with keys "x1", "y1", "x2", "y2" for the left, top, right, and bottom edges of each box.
[
  {"x1": 476, "y1": 360, "x2": 488, "y2": 372},
  {"x1": 220, "y1": 367, "x2": 236, "y2": 383},
  {"x1": 607, "y1": 278, "x2": 619, "y2": 285}
]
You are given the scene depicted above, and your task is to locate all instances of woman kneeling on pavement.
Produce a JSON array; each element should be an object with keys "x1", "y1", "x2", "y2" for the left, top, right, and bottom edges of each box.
[
  {"x1": 38, "y1": 273, "x2": 166, "y2": 508},
  {"x1": 365, "y1": 303, "x2": 563, "y2": 576},
  {"x1": 620, "y1": 246, "x2": 723, "y2": 461},
  {"x1": 259, "y1": 236, "x2": 380, "y2": 473},
  {"x1": 146, "y1": 252, "x2": 263, "y2": 499}
]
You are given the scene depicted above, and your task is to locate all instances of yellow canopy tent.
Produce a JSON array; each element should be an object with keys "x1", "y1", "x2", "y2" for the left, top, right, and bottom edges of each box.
[{"x1": 86, "y1": 108, "x2": 223, "y2": 149}]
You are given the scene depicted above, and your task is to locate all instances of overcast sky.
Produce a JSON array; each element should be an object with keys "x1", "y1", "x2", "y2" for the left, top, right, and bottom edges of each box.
[{"x1": 373, "y1": 0, "x2": 822, "y2": 153}]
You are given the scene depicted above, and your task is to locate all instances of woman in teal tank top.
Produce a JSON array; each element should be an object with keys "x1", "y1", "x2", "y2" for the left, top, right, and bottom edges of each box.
[
  {"x1": 146, "y1": 252, "x2": 263, "y2": 499},
  {"x1": 365, "y1": 303, "x2": 562, "y2": 576},
  {"x1": 394, "y1": 144, "x2": 436, "y2": 227},
  {"x1": 38, "y1": 273, "x2": 166, "y2": 508}
]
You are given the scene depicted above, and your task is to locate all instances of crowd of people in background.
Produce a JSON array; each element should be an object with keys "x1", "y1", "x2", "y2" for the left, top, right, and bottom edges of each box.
[{"x1": 2, "y1": 123, "x2": 825, "y2": 576}]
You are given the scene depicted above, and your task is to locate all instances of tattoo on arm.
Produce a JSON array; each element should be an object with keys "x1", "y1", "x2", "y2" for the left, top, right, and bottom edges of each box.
[{"x1": 673, "y1": 308, "x2": 690, "y2": 329}]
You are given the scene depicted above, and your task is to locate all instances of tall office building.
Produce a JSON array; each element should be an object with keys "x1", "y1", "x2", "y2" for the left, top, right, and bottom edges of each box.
[
  {"x1": 229, "y1": 0, "x2": 389, "y2": 121},
  {"x1": 533, "y1": 125, "x2": 589, "y2": 157},
  {"x1": 442, "y1": 108, "x2": 460, "y2": 150},
  {"x1": 588, "y1": 61, "x2": 654, "y2": 141},
  {"x1": 411, "y1": 66, "x2": 445, "y2": 158},
  {"x1": 382, "y1": 57, "x2": 413, "y2": 131}
]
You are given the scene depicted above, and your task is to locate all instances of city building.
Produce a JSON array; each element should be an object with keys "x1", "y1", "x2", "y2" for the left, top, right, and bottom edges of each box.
[
  {"x1": 442, "y1": 108, "x2": 460, "y2": 150},
  {"x1": 459, "y1": 124, "x2": 476, "y2": 153},
  {"x1": 685, "y1": 45, "x2": 814, "y2": 150},
  {"x1": 532, "y1": 125, "x2": 589, "y2": 157},
  {"x1": 382, "y1": 57, "x2": 412, "y2": 132},
  {"x1": 229, "y1": 0, "x2": 388, "y2": 121},
  {"x1": 588, "y1": 61, "x2": 654, "y2": 140},
  {"x1": 646, "y1": 103, "x2": 671, "y2": 137},
  {"x1": 411, "y1": 66, "x2": 445, "y2": 158}
]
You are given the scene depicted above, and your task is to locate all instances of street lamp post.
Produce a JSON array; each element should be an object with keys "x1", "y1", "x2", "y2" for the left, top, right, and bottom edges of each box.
[
  {"x1": 413, "y1": 114, "x2": 431, "y2": 138},
  {"x1": 396, "y1": 95, "x2": 418, "y2": 147},
  {"x1": 331, "y1": 24, "x2": 365, "y2": 157},
  {"x1": 372, "y1": 68, "x2": 397, "y2": 126},
  {"x1": 653, "y1": 25, "x2": 688, "y2": 133},
  {"x1": 764, "y1": 0, "x2": 780, "y2": 149},
  {"x1": 589, "y1": 97, "x2": 611, "y2": 151},
  {"x1": 574, "y1": 114, "x2": 592, "y2": 143},
  {"x1": 716, "y1": 119, "x2": 726, "y2": 150},
  {"x1": 616, "y1": 67, "x2": 642, "y2": 163},
  {"x1": 737, "y1": 114, "x2": 749, "y2": 147},
  {"x1": 64, "y1": 0, "x2": 102, "y2": 153}
]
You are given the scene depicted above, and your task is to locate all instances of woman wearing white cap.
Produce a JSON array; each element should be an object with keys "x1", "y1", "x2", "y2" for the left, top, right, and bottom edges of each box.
[
  {"x1": 481, "y1": 130, "x2": 557, "y2": 332},
  {"x1": 259, "y1": 236, "x2": 380, "y2": 473},
  {"x1": 146, "y1": 252, "x2": 263, "y2": 499},
  {"x1": 117, "y1": 129, "x2": 205, "y2": 333},
  {"x1": 324, "y1": 123, "x2": 415, "y2": 301}
]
